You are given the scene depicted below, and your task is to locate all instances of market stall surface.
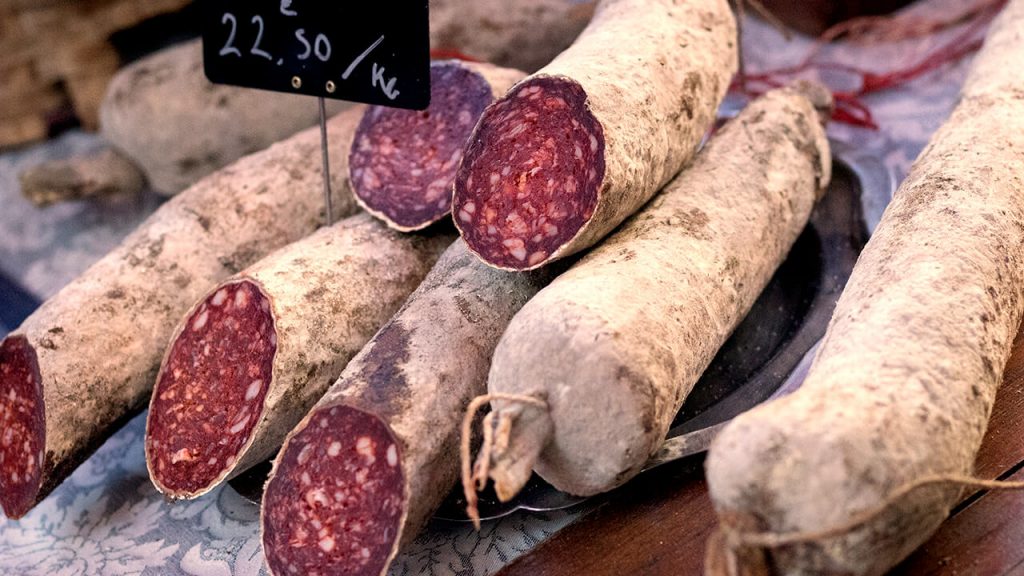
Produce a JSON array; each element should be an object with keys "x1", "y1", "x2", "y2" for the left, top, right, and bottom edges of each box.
[{"x1": 0, "y1": 9, "x2": 1009, "y2": 576}]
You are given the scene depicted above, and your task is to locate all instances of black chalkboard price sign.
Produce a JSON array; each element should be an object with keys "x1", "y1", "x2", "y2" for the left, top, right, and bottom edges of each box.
[{"x1": 201, "y1": 0, "x2": 430, "y2": 110}]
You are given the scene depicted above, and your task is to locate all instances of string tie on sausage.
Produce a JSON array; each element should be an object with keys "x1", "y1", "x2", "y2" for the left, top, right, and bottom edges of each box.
[
  {"x1": 712, "y1": 473, "x2": 1024, "y2": 575},
  {"x1": 460, "y1": 392, "x2": 548, "y2": 529}
]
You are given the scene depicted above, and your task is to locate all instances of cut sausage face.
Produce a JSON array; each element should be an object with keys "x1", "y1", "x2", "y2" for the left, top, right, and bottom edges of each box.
[
  {"x1": 454, "y1": 76, "x2": 605, "y2": 270},
  {"x1": 0, "y1": 335, "x2": 45, "y2": 519},
  {"x1": 348, "y1": 62, "x2": 494, "y2": 231},
  {"x1": 146, "y1": 280, "x2": 276, "y2": 496},
  {"x1": 263, "y1": 405, "x2": 404, "y2": 576}
]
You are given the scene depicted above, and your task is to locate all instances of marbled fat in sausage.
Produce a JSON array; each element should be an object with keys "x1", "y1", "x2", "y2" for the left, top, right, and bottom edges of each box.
[
  {"x1": 0, "y1": 337, "x2": 45, "y2": 519},
  {"x1": 349, "y1": 61, "x2": 525, "y2": 231},
  {"x1": 146, "y1": 282, "x2": 276, "y2": 494},
  {"x1": 454, "y1": 79, "x2": 604, "y2": 269},
  {"x1": 262, "y1": 406, "x2": 404, "y2": 576}
]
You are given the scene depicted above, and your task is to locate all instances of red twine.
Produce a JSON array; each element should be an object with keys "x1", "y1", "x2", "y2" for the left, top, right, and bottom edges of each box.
[
  {"x1": 734, "y1": 0, "x2": 1007, "y2": 129},
  {"x1": 430, "y1": 48, "x2": 481, "y2": 62}
]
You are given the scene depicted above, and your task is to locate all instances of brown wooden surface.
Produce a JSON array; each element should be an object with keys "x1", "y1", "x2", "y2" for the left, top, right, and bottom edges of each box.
[{"x1": 498, "y1": 333, "x2": 1024, "y2": 576}]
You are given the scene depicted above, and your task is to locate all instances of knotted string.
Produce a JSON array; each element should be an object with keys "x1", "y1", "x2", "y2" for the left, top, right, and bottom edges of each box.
[
  {"x1": 714, "y1": 473, "x2": 1024, "y2": 575},
  {"x1": 460, "y1": 392, "x2": 548, "y2": 529}
]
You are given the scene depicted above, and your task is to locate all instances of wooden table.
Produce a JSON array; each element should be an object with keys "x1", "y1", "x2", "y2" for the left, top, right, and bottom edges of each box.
[{"x1": 498, "y1": 333, "x2": 1024, "y2": 576}]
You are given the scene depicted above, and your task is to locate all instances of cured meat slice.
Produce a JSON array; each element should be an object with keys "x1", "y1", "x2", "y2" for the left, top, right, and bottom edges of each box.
[
  {"x1": 261, "y1": 406, "x2": 403, "y2": 576},
  {"x1": 349, "y1": 61, "x2": 524, "y2": 231},
  {"x1": 261, "y1": 240, "x2": 554, "y2": 576},
  {"x1": 453, "y1": 0, "x2": 737, "y2": 270},
  {"x1": 454, "y1": 78, "x2": 604, "y2": 269},
  {"x1": 145, "y1": 214, "x2": 453, "y2": 499},
  {"x1": 0, "y1": 105, "x2": 364, "y2": 519},
  {"x1": 146, "y1": 282, "x2": 276, "y2": 494},
  {"x1": 0, "y1": 336, "x2": 45, "y2": 519}
]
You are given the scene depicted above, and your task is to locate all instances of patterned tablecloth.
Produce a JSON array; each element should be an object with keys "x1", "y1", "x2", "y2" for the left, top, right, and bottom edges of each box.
[{"x1": 0, "y1": 6, "x2": 982, "y2": 575}]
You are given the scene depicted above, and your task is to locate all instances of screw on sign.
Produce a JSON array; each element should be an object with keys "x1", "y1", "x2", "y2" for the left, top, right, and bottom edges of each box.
[{"x1": 201, "y1": 0, "x2": 430, "y2": 223}]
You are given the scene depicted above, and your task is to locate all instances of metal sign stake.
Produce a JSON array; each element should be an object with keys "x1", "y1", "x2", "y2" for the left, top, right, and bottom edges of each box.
[{"x1": 318, "y1": 96, "x2": 333, "y2": 227}]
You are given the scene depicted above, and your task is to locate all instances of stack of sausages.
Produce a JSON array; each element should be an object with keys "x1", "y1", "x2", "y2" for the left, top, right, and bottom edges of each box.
[{"x1": 3, "y1": 0, "x2": 1021, "y2": 575}]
